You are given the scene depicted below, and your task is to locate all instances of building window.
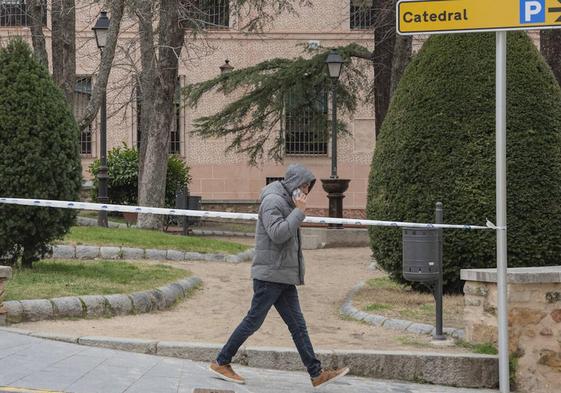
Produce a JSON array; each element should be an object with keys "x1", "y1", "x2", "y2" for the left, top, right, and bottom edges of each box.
[
  {"x1": 135, "y1": 81, "x2": 142, "y2": 150},
  {"x1": 183, "y1": 0, "x2": 229, "y2": 29},
  {"x1": 0, "y1": 0, "x2": 47, "y2": 27},
  {"x1": 170, "y1": 79, "x2": 182, "y2": 155},
  {"x1": 284, "y1": 89, "x2": 328, "y2": 156},
  {"x1": 74, "y1": 76, "x2": 93, "y2": 156},
  {"x1": 136, "y1": 77, "x2": 182, "y2": 155},
  {"x1": 266, "y1": 177, "x2": 284, "y2": 185},
  {"x1": 350, "y1": 0, "x2": 375, "y2": 30}
]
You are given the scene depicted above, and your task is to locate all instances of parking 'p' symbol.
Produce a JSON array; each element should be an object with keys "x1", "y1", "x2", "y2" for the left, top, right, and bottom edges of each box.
[{"x1": 521, "y1": 0, "x2": 545, "y2": 23}]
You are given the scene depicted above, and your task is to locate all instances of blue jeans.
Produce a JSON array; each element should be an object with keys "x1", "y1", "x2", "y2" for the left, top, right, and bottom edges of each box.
[{"x1": 217, "y1": 279, "x2": 322, "y2": 378}]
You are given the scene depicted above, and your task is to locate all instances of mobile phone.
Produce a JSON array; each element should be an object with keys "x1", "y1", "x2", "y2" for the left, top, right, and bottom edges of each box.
[{"x1": 292, "y1": 189, "x2": 302, "y2": 199}]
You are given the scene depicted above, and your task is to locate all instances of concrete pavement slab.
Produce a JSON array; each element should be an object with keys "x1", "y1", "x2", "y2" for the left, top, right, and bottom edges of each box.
[{"x1": 0, "y1": 330, "x2": 498, "y2": 393}]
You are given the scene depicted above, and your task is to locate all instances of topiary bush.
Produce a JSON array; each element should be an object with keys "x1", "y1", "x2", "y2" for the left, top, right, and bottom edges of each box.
[
  {"x1": 89, "y1": 145, "x2": 191, "y2": 208},
  {"x1": 367, "y1": 32, "x2": 561, "y2": 293},
  {"x1": 0, "y1": 38, "x2": 82, "y2": 268}
]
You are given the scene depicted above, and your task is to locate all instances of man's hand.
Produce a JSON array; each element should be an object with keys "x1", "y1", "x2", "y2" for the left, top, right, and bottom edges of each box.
[{"x1": 294, "y1": 192, "x2": 307, "y2": 213}]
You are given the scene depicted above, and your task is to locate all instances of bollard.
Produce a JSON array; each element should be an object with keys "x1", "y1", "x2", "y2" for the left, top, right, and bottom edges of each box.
[{"x1": 0, "y1": 266, "x2": 12, "y2": 326}]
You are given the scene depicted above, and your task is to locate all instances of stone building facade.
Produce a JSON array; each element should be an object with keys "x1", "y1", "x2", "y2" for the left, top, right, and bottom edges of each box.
[{"x1": 0, "y1": 0, "x2": 377, "y2": 215}]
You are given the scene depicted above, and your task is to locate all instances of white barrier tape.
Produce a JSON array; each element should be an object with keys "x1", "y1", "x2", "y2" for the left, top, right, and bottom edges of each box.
[
  {"x1": 485, "y1": 219, "x2": 506, "y2": 231},
  {"x1": 0, "y1": 197, "x2": 492, "y2": 230}
]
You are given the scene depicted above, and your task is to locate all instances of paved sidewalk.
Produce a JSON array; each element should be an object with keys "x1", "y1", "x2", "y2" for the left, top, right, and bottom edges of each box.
[{"x1": 0, "y1": 331, "x2": 497, "y2": 393}]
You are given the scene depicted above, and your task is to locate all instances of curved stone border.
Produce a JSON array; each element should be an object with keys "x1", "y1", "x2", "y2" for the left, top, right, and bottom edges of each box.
[
  {"x1": 48, "y1": 245, "x2": 255, "y2": 264},
  {"x1": 0, "y1": 328, "x2": 499, "y2": 388},
  {"x1": 2, "y1": 276, "x2": 201, "y2": 324},
  {"x1": 340, "y1": 281, "x2": 465, "y2": 339}
]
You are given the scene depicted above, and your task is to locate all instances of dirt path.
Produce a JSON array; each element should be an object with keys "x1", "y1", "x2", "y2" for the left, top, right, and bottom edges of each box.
[{"x1": 17, "y1": 246, "x2": 469, "y2": 353}]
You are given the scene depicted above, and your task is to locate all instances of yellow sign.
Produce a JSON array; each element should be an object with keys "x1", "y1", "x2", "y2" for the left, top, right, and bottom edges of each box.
[{"x1": 397, "y1": 0, "x2": 561, "y2": 34}]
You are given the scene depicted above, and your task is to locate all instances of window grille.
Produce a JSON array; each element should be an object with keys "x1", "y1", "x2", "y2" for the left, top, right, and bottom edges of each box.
[
  {"x1": 74, "y1": 76, "x2": 93, "y2": 156},
  {"x1": 284, "y1": 90, "x2": 328, "y2": 156},
  {"x1": 136, "y1": 77, "x2": 182, "y2": 155},
  {"x1": 0, "y1": 0, "x2": 47, "y2": 27},
  {"x1": 182, "y1": 0, "x2": 229, "y2": 29},
  {"x1": 350, "y1": 0, "x2": 375, "y2": 30},
  {"x1": 266, "y1": 177, "x2": 284, "y2": 185},
  {"x1": 135, "y1": 81, "x2": 142, "y2": 150},
  {"x1": 170, "y1": 79, "x2": 182, "y2": 155}
]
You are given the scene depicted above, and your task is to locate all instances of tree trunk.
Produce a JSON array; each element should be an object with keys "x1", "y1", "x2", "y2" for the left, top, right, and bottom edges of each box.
[
  {"x1": 372, "y1": 0, "x2": 396, "y2": 138},
  {"x1": 51, "y1": 0, "x2": 76, "y2": 106},
  {"x1": 77, "y1": 0, "x2": 126, "y2": 131},
  {"x1": 390, "y1": 34, "x2": 412, "y2": 96},
  {"x1": 137, "y1": 0, "x2": 185, "y2": 229},
  {"x1": 30, "y1": 0, "x2": 48, "y2": 68},
  {"x1": 540, "y1": 30, "x2": 561, "y2": 86},
  {"x1": 137, "y1": 0, "x2": 157, "y2": 186}
]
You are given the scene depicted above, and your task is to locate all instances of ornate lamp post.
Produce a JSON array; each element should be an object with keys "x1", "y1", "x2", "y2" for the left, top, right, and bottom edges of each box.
[
  {"x1": 93, "y1": 11, "x2": 110, "y2": 227},
  {"x1": 219, "y1": 59, "x2": 234, "y2": 74},
  {"x1": 321, "y1": 50, "x2": 350, "y2": 228}
]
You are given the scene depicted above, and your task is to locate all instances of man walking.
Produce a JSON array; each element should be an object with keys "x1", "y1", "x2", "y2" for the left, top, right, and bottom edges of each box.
[{"x1": 209, "y1": 164, "x2": 349, "y2": 388}]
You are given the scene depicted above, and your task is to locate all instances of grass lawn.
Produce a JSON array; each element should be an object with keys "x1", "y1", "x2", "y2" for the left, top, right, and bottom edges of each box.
[
  {"x1": 60, "y1": 226, "x2": 250, "y2": 254},
  {"x1": 354, "y1": 277, "x2": 464, "y2": 328},
  {"x1": 198, "y1": 220, "x2": 256, "y2": 234},
  {"x1": 5, "y1": 259, "x2": 191, "y2": 301}
]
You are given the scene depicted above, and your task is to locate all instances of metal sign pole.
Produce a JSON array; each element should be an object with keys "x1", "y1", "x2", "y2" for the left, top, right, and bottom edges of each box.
[{"x1": 496, "y1": 30, "x2": 510, "y2": 393}]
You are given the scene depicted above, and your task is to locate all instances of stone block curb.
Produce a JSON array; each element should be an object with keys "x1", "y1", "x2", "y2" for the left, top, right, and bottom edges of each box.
[
  {"x1": 76, "y1": 245, "x2": 100, "y2": 259},
  {"x1": 52, "y1": 245, "x2": 76, "y2": 259},
  {"x1": 122, "y1": 247, "x2": 145, "y2": 260},
  {"x1": 3, "y1": 301, "x2": 23, "y2": 324},
  {"x1": 48, "y1": 244, "x2": 255, "y2": 263},
  {"x1": 30, "y1": 331, "x2": 79, "y2": 343},
  {"x1": 21, "y1": 299, "x2": 54, "y2": 322},
  {"x1": 100, "y1": 246, "x2": 121, "y2": 259},
  {"x1": 145, "y1": 249, "x2": 167, "y2": 260},
  {"x1": 104, "y1": 294, "x2": 133, "y2": 316},
  {"x1": 51, "y1": 296, "x2": 84, "y2": 319},
  {"x1": 4, "y1": 276, "x2": 201, "y2": 324},
  {"x1": 78, "y1": 336, "x2": 157, "y2": 354},
  {"x1": 166, "y1": 250, "x2": 185, "y2": 261},
  {"x1": 80, "y1": 295, "x2": 108, "y2": 318},
  {"x1": 0, "y1": 266, "x2": 12, "y2": 278},
  {"x1": 340, "y1": 281, "x2": 465, "y2": 339},
  {"x1": 0, "y1": 328, "x2": 498, "y2": 389}
]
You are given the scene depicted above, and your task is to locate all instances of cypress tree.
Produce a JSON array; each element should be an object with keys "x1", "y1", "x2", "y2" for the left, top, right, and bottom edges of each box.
[
  {"x1": 0, "y1": 38, "x2": 82, "y2": 268},
  {"x1": 368, "y1": 32, "x2": 561, "y2": 292}
]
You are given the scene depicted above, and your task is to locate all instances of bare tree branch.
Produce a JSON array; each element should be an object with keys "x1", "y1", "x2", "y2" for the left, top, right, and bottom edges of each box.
[{"x1": 77, "y1": 0, "x2": 126, "y2": 130}]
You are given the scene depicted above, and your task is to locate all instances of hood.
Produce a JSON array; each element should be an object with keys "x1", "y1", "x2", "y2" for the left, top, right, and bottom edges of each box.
[
  {"x1": 259, "y1": 164, "x2": 316, "y2": 203},
  {"x1": 281, "y1": 164, "x2": 316, "y2": 193}
]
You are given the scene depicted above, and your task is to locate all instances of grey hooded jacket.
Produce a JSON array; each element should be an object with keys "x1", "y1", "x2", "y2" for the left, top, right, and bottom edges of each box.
[{"x1": 251, "y1": 164, "x2": 316, "y2": 285}]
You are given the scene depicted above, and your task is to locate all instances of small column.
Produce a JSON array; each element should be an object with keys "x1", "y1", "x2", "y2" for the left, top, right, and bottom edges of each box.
[{"x1": 0, "y1": 266, "x2": 12, "y2": 326}]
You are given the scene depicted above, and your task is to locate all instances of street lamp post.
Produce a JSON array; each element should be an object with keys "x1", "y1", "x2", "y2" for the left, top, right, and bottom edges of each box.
[
  {"x1": 93, "y1": 11, "x2": 110, "y2": 227},
  {"x1": 321, "y1": 50, "x2": 350, "y2": 228},
  {"x1": 219, "y1": 59, "x2": 234, "y2": 74}
]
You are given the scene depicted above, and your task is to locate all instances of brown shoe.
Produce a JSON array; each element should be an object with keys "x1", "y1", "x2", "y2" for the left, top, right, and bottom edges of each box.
[
  {"x1": 311, "y1": 367, "x2": 350, "y2": 388},
  {"x1": 209, "y1": 360, "x2": 245, "y2": 384}
]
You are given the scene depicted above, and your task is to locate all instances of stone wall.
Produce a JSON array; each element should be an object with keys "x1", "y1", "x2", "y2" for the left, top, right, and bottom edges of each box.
[
  {"x1": 461, "y1": 267, "x2": 561, "y2": 393},
  {"x1": 0, "y1": 266, "x2": 12, "y2": 326}
]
